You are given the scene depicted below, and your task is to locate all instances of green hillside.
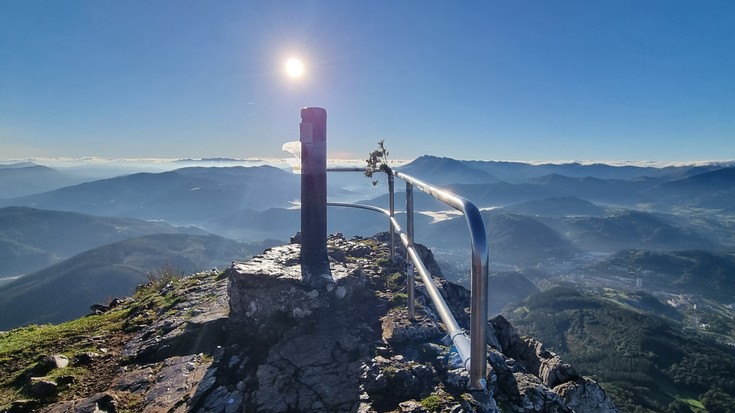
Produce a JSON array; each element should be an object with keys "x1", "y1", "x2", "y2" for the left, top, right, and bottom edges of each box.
[
  {"x1": 0, "y1": 207, "x2": 203, "y2": 277},
  {"x1": 0, "y1": 233, "x2": 266, "y2": 330},
  {"x1": 586, "y1": 249, "x2": 735, "y2": 302},
  {"x1": 506, "y1": 287, "x2": 735, "y2": 412}
]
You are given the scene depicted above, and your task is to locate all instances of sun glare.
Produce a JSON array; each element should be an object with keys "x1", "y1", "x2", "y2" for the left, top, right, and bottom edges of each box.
[{"x1": 285, "y1": 58, "x2": 304, "y2": 79}]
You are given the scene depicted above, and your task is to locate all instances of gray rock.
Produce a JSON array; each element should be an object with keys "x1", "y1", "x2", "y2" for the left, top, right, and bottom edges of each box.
[
  {"x1": 71, "y1": 352, "x2": 98, "y2": 366},
  {"x1": 512, "y1": 373, "x2": 571, "y2": 412},
  {"x1": 8, "y1": 399, "x2": 40, "y2": 413},
  {"x1": 123, "y1": 276, "x2": 229, "y2": 362},
  {"x1": 30, "y1": 378, "x2": 57, "y2": 398},
  {"x1": 554, "y1": 378, "x2": 618, "y2": 413},
  {"x1": 489, "y1": 315, "x2": 617, "y2": 412},
  {"x1": 381, "y1": 312, "x2": 442, "y2": 345},
  {"x1": 32, "y1": 354, "x2": 69, "y2": 376},
  {"x1": 112, "y1": 367, "x2": 154, "y2": 394},
  {"x1": 40, "y1": 392, "x2": 119, "y2": 413},
  {"x1": 142, "y1": 355, "x2": 211, "y2": 413},
  {"x1": 398, "y1": 399, "x2": 425, "y2": 412}
]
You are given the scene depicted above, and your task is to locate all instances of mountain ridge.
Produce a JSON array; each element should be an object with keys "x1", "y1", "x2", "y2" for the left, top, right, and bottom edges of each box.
[
  {"x1": 0, "y1": 206, "x2": 204, "y2": 278},
  {"x1": 0, "y1": 233, "x2": 256, "y2": 329}
]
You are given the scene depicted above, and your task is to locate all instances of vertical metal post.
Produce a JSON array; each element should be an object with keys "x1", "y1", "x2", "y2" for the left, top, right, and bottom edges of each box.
[
  {"x1": 388, "y1": 172, "x2": 395, "y2": 263},
  {"x1": 466, "y1": 204, "x2": 489, "y2": 390},
  {"x1": 300, "y1": 107, "x2": 330, "y2": 283},
  {"x1": 406, "y1": 182, "x2": 415, "y2": 319}
]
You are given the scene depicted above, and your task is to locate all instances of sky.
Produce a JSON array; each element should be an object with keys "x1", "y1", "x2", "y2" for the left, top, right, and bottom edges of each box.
[{"x1": 1, "y1": 1, "x2": 734, "y2": 163}]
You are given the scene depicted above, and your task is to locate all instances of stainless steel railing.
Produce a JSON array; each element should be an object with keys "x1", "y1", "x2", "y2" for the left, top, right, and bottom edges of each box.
[{"x1": 327, "y1": 167, "x2": 488, "y2": 390}]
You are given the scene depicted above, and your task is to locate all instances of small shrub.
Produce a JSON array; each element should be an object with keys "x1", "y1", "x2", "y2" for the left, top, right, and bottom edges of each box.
[
  {"x1": 389, "y1": 293, "x2": 408, "y2": 308},
  {"x1": 364, "y1": 140, "x2": 392, "y2": 186},
  {"x1": 387, "y1": 272, "x2": 404, "y2": 290},
  {"x1": 146, "y1": 265, "x2": 185, "y2": 291},
  {"x1": 421, "y1": 394, "x2": 444, "y2": 412}
]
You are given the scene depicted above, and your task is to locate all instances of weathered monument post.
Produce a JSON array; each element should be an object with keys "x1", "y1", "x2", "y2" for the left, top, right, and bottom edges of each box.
[{"x1": 299, "y1": 107, "x2": 331, "y2": 283}]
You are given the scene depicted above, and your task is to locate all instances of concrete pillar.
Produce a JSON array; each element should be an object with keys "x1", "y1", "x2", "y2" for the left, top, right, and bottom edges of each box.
[{"x1": 300, "y1": 107, "x2": 330, "y2": 283}]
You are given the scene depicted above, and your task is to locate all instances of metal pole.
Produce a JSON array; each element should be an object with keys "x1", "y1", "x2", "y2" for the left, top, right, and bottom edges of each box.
[
  {"x1": 300, "y1": 107, "x2": 330, "y2": 284},
  {"x1": 394, "y1": 171, "x2": 488, "y2": 390},
  {"x1": 466, "y1": 202, "x2": 489, "y2": 391},
  {"x1": 388, "y1": 172, "x2": 395, "y2": 263},
  {"x1": 406, "y1": 182, "x2": 415, "y2": 320}
]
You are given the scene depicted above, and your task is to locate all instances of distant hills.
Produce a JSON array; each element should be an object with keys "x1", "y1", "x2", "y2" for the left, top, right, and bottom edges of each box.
[
  {"x1": 0, "y1": 163, "x2": 88, "y2": 199},
  {"x1": 413, "y1": 155, "x2": 725, "y2": 183},
  {"x1": 1, "y1": 157, "x2": 733, "y2": 332},
  {"x1": 0, "y1": 160, "x2": 729, "y2": 274},
  {"x1": 646, "y1": 167, "x2": 735, "y2": 209},
  {"x1": 0, "y1": 233, "x2": 263, "y2": 329},
  {"x1": 507, "y1": 287, "x2": 735, "y2": 412},
  {"x1": 397, "y1": 156, "x2": 498, "y2": 185},
  {"x1": 0, "y1": 207, "x2": 206, "y2": 277},
  {"x1": 0, "y1": 166, "x2": 300, "y2": 225},
  {"x1": 552, "y1": 210, "x2": 718, "y2": 253},
  {"x1": 0, "y1": 206, "x2": 204, "y2": 278},
  {"x1": 424, "y1": 210, "x2": 578, "y2": 266},
  {"x1": 415, "y1": 207, "x2": 718, "y2": 267},
  {"x1": 503, "y1": 195, "x2": 606, "y2": 217},
  {"x1": 397, "y1": 156, "x2": 735, "y2": 211},
  {"x1": 585, "y1": 249, "x2": 735, "y2": 302}
]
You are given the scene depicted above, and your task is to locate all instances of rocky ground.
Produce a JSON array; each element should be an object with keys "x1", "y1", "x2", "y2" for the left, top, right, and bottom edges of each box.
[{"x1": 0, "y1": 234, "x2": 616, "y2": 412}]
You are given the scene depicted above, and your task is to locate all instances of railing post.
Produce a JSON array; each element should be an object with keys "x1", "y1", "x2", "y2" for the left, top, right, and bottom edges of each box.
[
  {"x1": 466, "y1": 204, "x2": 489, "y2": 391},
  {"x1": 388, "y1": 172, "x2": 395, "y2": 263},
  {"x1": 300, "y1": 107, "x2": 330, "y2": 283},
  {"x1": 406, "y1": 182, "x2": 415, "y2": 320}
]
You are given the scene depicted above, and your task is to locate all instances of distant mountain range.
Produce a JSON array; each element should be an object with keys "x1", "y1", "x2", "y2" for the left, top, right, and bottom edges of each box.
[
  {"x1": 397, "y1": 156, "x2": 498, "y2": 185},
  {"x1": 0, "y1": 206, "x2": 204, "y2": 278},
  {"x1": 0, "y1": 160, "x2": 729, "y2": 264},
  {"x1": 0, "y1": 165, "x2": 300, "y2": 225},
  {"x1": 645, "y1": 167, "x2": 735, "y2": 209},
  {"x1": 0, "y1": 233, "x2": 266, "y2": 330},
  {"x1": 0, "y1": 163, "x2": 88, "y2": 199},
  {"x1": 424, "y1": 210, "x2": 578, "y2": 266},
  {"x1": 396, "y1": 156, "x2": 735, "y2": 211},
  {"x1": 585, "y1": 249, "x2": 735, "y2": 301},
  {"x1": 502, "y1": 195, "x2": 606, "y2": 217},
  {"x1": 410, "y1": 155, "x2": 726, "y2": 183},
  {"x1": 549, "y1": 210, "x2": 718, "y2": 253},
  {"x1": 1, "y1": 158, "x2": 732, "y2": 323}
]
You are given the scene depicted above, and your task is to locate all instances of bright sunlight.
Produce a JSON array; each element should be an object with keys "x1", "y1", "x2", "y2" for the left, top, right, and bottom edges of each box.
[{"x1": 285, "y1": 57, "x2": 304, "y2": 79}]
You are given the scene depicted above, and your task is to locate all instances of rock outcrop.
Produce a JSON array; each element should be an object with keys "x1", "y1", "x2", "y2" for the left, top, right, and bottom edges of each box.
[{"x1": 3, "y1": 234, "x2": 616, "y2": 413}]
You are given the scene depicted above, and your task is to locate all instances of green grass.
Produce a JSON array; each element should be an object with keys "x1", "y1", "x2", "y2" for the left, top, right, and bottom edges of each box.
[
  {"x1": 0, "y1": 271, "x2": 198, "y2": 409},
  {"x1": 389, "y1": 293, "x2": 408, "y2": 308},
  {"x1": 0, "y1": 310, "x2": 126, "y2": 366},
  {"x1": 0, "y1": 308, "x2": 127, "y2": 409},
  {"x1": 0, "y1": 268, "x2": 223, "y2": 411},
  {"x1": 386, "y1": 272, "x2": 404, "y2": 290},
  {"x1": 685, "y1": 398, "x2": 705, "y2": 410},
  {"x1": 421, "y1": 394, "x2": 443, "y2": 412}
]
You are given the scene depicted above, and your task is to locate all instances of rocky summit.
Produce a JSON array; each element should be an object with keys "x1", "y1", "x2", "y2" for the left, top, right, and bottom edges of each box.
[{"x1": 0, "y1": 234, "x2": 616, "y2": 413}]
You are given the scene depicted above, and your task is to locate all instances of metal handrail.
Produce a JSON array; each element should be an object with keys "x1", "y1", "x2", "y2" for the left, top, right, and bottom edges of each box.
[
  {"x1": 326, "y1": 168, "x2": 488, "y2": 390},
  {"x1": 394, "y1": 170, "x2": 488, "y2": 390}
]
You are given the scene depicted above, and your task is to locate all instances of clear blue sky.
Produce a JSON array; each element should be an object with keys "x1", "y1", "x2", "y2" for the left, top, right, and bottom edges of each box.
[{"x1": 1, "y1": 1, "x2": 733, "y2": 162}]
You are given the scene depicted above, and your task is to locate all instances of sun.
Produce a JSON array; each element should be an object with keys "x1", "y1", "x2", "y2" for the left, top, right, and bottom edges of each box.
[{"x1": 285, "y1": 57, "x2": 304, "y2": 79}]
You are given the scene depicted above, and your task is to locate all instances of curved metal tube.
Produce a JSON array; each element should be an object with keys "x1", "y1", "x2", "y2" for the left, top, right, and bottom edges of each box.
[
  {"x1": 328, "y1": 190, "x2": 489, "y2": 390},
  {"x1": 394, "y1": 171, "x2": 489, "y2": 390}
]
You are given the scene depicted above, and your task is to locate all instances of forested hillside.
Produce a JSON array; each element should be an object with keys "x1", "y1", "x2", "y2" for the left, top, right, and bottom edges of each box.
[{"x1": 507, "y1": 287, "x2": 735, "y2": 412}]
